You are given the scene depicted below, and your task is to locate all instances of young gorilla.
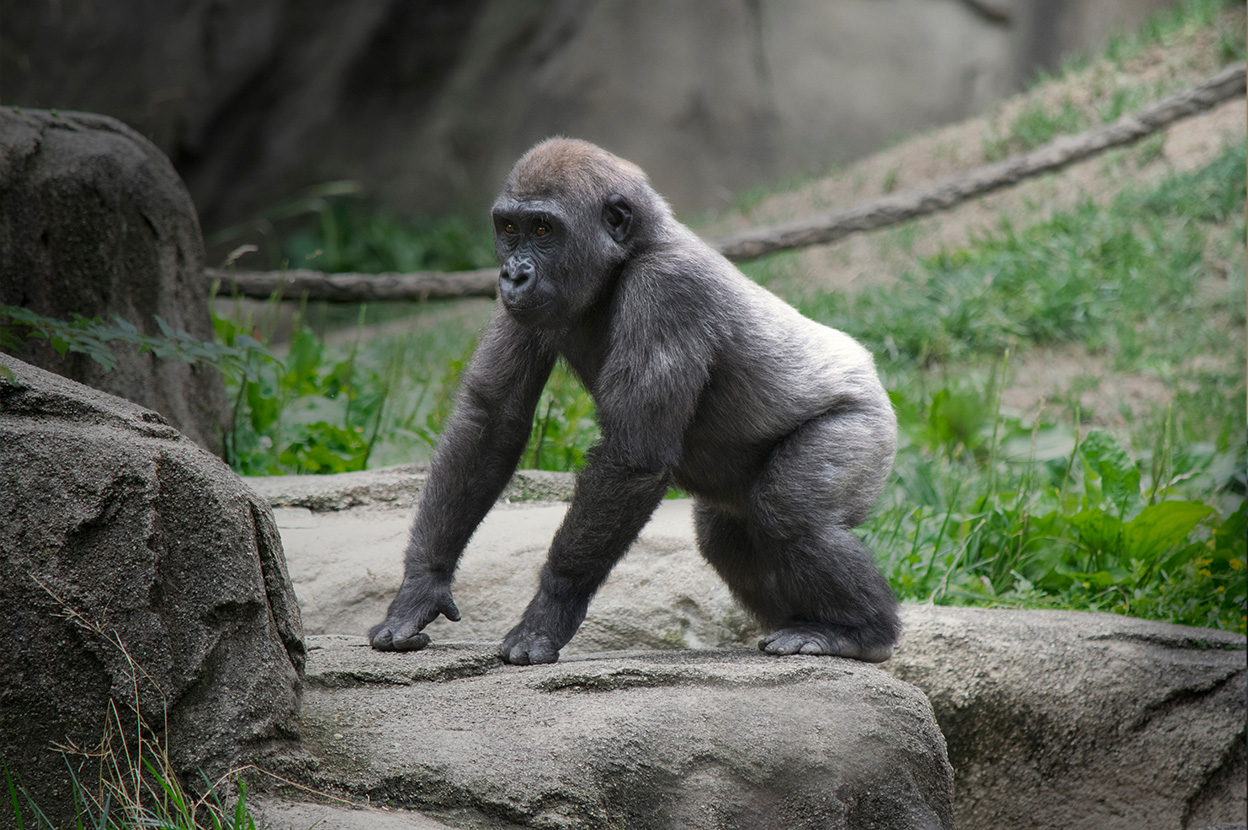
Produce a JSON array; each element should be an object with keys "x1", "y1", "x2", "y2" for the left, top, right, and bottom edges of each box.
[{"x1": 370, "y1": 138, "x2": 900, "y2": 664}]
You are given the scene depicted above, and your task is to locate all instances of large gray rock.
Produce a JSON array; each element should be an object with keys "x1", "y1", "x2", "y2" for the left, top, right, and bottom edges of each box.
[
  {"x1": 0, "y1": 106, "x2": 228, "y2": 454},
  {"x1": 0, "y1": 354, "x2": 303, "y2": 829},
  {"x1": 889, "y1": 605, "x2": 1247, "y2": 830},
  {"x1": 266, "y1": 473, "x2": 1246, "y2": 829},
  {"x1": 268, "y1": 636, "x2": 954, "y2": 830},
  {"x1": 5, "y1": 1, "x2": 1175, "y2": 230}
]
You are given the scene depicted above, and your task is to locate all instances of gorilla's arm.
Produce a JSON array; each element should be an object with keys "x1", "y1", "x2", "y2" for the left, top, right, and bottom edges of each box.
[
  {"x1": 499, "y1": 265, "x2": 718, "y2": 663},
  {"x1": 370, "y1": 309, "x2": 556, "y2": 651}
]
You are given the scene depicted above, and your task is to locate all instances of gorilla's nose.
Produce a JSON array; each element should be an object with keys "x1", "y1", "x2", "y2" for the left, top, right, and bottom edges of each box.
[{"x1": 502, "y1": 255, "x2": 535, "y2": 289}]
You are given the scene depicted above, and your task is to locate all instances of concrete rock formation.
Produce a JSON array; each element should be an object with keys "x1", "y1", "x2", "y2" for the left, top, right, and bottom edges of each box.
[
  {"x1": 5, "y1": 0, "x2": 1176, "y2": 231},
  {"x1": 271, "y1": 636, "x2": 954, "y2": 830},
  {"x1": 0, "y1": 354, "x2": 303, "y2": 828},
  {"x1": 0, "y1": 106, "x2": 229, "y2": 454},
  {"x1": 269, "y1": 474, "x2": 1246, "y2": 829}
]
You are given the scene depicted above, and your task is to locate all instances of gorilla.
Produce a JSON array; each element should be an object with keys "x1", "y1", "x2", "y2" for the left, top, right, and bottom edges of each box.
[{"x1": 369, "y1": 138, "x2": 899, "y2": 664}]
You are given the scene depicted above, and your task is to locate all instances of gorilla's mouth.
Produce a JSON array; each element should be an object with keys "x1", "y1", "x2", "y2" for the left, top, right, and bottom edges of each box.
[{"x1": 503, "y1": 298, "x2": 552, "y2": 323}]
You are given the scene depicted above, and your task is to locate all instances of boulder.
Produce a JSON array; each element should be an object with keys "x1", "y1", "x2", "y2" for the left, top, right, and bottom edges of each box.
[
  {"x1": 888, "y1": 605, "x2": 1247, "y2": 830},
  {"x1": 269, "y1": 636, "x2": 954, "y2": 830},
  {"x1": 266, "y1": 473, "x2": 1246, "y2": 828},
  {"x1": 0, "y1": 106, "x2": 228, "y2": 454},
  {"x1": 0, "y1": 354, "x2": 303, "y2": 828}
]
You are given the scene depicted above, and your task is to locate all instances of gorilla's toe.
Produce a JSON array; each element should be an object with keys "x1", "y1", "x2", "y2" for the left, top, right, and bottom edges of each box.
[{"x1": 760, "y1": 622, "x2": 892, "y2": 662}]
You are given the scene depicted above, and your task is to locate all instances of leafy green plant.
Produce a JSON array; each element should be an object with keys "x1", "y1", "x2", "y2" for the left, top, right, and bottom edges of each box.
[
  {"x1": 521, "y1": 363, "x2": 599, "y2": 472},
  {"x1": 874, "y1": 399, "x2": 1245, "y2": 633},
  {"x1": 213, "y1": 302, "x2": 414, "y2": 476},
  {"x1": 0, "y1": 306, "x2": 275, "y2": 380}
]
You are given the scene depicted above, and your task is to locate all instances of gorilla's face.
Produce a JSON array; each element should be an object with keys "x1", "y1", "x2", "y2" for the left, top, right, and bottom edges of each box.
[
  {"x1": 491, "y1": 194, "x2": 633, "y2": 330},
  {"x1": 492, "y1": 200, "x2": 566, "y2": 328}
]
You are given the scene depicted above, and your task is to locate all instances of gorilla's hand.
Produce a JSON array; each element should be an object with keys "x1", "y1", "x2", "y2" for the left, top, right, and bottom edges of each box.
[
  {"x1": 499, "y1": 622, "x2": 562, "y2": 665},
  {"x1": 368, "y1": 572, "x2": 461, "y2": 651}
]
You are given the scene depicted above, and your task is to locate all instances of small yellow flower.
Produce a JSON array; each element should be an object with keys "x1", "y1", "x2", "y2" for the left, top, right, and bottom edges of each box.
[
  {"x1": 1198, "y1": 569, "x2": 1212, "y2": 578},
  {"x1": 1229, "y1": 558, "x2": 1244, "y2": 571}
]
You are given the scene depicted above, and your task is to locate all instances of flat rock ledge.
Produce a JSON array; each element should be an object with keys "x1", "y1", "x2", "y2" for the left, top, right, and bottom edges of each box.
[{"x1": 258, "y1": 637, "x2": 954, "y2": 830}]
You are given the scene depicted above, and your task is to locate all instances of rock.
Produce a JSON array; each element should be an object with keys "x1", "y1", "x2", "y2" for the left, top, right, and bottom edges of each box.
[
  {"x1": 6, "y1": 2, "x2": 1176, "y2": 229},
  {"x1": 264, "y1": 471, "x2": 1246, "y2": 828},
  {"x1": 245, "y1": 464, "x2": 575, "y2": 513},
  {"x1": 0, "y1": 354, "x2": 303, "y2": 828},
  {"x1": 273, "y1": 498, "x2": 757, "y2": 651},
  {"x1": 886, "y1": 605, "x2": 1247, "y2": 830},
  {"x1": 0, "y1": 106, "x2": 228, "y2": 454},
  {"x1": 267, "y1": 636, "x2": 954, "y2": 830},
  {"x1": 250, "y1": 795, "x2": 458, "y2": 830}
]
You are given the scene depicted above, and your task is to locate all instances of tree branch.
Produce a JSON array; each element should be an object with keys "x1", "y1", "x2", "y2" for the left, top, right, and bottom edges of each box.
[{"x1": 206, "y1": 267, "x2": 499, "y2": 301}]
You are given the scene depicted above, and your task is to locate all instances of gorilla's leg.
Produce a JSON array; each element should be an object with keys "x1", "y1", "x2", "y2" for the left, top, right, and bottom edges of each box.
[{"x1": 696, "y1": 411, "x2": 900, "y2": 662}]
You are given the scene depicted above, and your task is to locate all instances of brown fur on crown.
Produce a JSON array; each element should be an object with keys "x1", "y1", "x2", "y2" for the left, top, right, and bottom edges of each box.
[{"x1": 503, "y1": 137, "x2": 650, "y2": 202}]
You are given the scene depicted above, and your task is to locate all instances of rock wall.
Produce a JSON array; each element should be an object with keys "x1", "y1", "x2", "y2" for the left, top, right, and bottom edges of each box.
[{"x1": 3, "y1": 0, "x2": 1175, "y2": 234}]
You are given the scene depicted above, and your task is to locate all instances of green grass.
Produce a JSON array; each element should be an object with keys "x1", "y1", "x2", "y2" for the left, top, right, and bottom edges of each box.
[
  {"x1": 795, "y1": 141, "x2": 1247, "y2": 632},
  {"x1": 1102, "y1": 0, "x2": 1245, "y2": 67}
]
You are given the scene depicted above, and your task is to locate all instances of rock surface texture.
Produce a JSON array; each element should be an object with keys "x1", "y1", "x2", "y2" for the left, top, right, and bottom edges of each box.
[
  {"x1": 0, "y1": 354, "x2": 304, "y2": 828},
  {"x1": 0, "y1": 106, "x2": 228, "y2": 453},
  {"x1": 890, "y1": 605, "x2": 1247, "y2": 830},
  {"x1": 6, "y1": 1, "x2": 1175, "y2": 228},
  {"x1": 275, "y1": 637, "x2": 954, "y2": 830},
  {"x1": 271, "y1": 495, "x2": 756, "y2": 652},
  {"x1": 269, "y1": 473, "x2": 1246, "y2": 829}
]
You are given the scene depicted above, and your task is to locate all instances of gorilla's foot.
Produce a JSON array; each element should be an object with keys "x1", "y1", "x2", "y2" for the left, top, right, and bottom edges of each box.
[
  {"x1": 760, "y1": 622, "x2": 894, "y2": 663},
  {"x1": 499, "y1": 624, "x2": 562, "y2": 665}
]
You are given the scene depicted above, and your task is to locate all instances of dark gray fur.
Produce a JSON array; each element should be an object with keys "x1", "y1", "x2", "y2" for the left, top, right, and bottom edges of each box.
[{"x1": 369, "y1": 138, "x2": 900, "y2": 664}]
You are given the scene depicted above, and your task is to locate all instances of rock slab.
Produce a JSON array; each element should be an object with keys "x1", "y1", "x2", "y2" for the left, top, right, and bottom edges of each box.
[
  {"x1": 0, "y1": 354, "x2": 303, "y2": 828},
  {"x1": 272, "y1": 636, "x2": 954, "y2": 830},
  {"x1": 268, "y1": 472, "x2": 1247, "y2": 830},
  {"x1": 888, "y1": 605, "x2": 1247, "y2": 830},
  {"x1": 0, "y1": 106, "x2": 228, "y2": 453},
  {"x1": 273, "y1": 498, "x2": 757, "y2": 652}
]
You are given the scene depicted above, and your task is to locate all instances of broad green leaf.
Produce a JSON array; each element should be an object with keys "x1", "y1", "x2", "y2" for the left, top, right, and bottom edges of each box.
[{"x1": 1122, "y1": 500, "x2": 1215, "y2": 564}]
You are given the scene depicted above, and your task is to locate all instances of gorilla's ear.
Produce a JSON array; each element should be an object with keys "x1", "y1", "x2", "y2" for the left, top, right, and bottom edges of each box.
[{"x1": 603, "y1": 194, "x2": 633, "y2": 244}]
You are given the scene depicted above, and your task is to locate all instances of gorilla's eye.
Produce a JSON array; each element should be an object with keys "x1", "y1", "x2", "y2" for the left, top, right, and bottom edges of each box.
[
  {"x1": 504, "y1": 222, "x2": 518, "y2": 236},
  {"x1": 534, "y1": 223, "x2": 550, "y2": 237}
]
